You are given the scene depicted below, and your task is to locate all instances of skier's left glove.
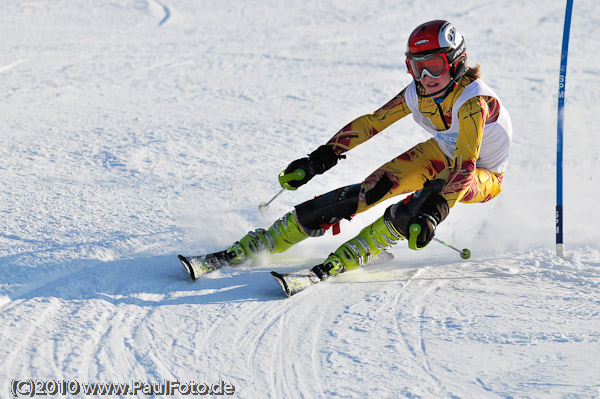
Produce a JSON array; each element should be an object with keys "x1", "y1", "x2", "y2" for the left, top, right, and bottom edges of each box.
[
  {"x1": 384, "y1": 179, "x2": 449, "y2": 250},
  {"x1": 279, "y1": 145, "x2": 342, "y2": 190}
]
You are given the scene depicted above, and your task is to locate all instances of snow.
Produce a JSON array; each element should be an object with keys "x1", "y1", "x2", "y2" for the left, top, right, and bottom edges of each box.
[{"x1": 1, "y1": 0, "x2": 599, "y2": 398}]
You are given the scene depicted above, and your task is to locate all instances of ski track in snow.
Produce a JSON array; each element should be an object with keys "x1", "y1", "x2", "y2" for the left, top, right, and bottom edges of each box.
[
  {"x1": 0, "y1": 59, "x2": 27, "y2": 74},
  {"x1": 394, "y1": 270, "x2": 450, "y2": 396},
  {"x1": 151, "y1": 0, "x2": 171, "y2": 27},
  {"x1": 1, "y1": 0, "x2": 600, "y2": 398}
]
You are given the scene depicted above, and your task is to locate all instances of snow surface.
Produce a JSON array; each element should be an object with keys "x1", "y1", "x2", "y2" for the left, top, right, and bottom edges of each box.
[{"x1": 1, "y1": 0, "x2": 599, "y2": 398}]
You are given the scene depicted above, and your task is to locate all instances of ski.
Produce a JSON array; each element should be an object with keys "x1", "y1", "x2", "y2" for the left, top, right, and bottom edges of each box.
[
  {"x1": 271, "y1": 250, "x2": 395, "y2": 297},
  {"x1": 270, "y1": 267, "x2": 328, "y2": 297},
  {"x1": 179, "y1": 249, "x2": 395, "y2": 294},
  {"x1": 178, "y1": 251, "x2": 234, "y2": 281}
]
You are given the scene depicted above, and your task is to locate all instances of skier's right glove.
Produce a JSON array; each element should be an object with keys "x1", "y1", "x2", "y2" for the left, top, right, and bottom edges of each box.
[
  {"x1": 384, "y1": 179, "x2": 449, "y2": 250},
  {"x1": 279, "y1": 145, "x2": 342, "y2": 190}
]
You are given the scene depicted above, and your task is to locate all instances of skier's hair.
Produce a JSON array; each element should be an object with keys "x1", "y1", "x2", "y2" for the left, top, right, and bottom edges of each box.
[{"x1": 465, "y1": 63, "x2": 482, "y2": 80}]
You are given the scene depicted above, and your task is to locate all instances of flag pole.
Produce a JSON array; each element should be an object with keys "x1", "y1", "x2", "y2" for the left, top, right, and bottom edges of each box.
[{"x1": 556, "y1": 0, "x2": 574, "y2": 258}]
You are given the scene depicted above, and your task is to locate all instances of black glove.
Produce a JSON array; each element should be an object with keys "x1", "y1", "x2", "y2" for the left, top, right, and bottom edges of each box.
[
  {"x1": 279, "y1": 145, "x2": 341, "y2": 190},
  {"x1": 384, "y1": 179, "x2": 449, "y2": 249}
]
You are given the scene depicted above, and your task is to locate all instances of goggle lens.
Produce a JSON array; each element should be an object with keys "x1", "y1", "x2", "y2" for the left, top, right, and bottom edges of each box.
[{"x1": 407, "y1": 54, "x2": 450, "y2": 81}]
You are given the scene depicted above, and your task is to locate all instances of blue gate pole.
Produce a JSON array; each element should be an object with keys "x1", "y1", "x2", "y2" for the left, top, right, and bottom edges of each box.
[{"x1": 556, "y1": 0, "x2": 574, "y2": 258}]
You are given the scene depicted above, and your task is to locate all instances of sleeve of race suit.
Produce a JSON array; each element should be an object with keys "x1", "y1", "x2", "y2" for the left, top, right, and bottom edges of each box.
[
  {"x1": 436, "y1": 95, "x2": 498, "y2": 208},
  {"x1": 325, "y1": 87, "x2": 412, "y2": 156}
]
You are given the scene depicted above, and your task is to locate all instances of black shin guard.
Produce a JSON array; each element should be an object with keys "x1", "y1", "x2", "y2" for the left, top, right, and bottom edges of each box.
[
  {"x1": 383, "y1": 179, "x2": 449, "y2": 249},
  {"x1": 294, "y1": 184, "x2": 361, "y2": 234}
]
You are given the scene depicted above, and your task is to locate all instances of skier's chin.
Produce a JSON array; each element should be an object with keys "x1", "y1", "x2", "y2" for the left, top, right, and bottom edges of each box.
[{"x1": 425, "y1": 83, "x2": 440, "y2": 93}]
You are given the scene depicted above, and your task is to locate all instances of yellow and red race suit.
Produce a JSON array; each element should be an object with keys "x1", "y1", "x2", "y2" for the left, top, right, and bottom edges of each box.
[{"x1": 325, "y1": 75, "x2": 512, "y2": 213}]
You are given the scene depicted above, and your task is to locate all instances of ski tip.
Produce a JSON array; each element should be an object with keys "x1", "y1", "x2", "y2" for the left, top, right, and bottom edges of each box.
[
  {"x1": 270, "y1": 271, "x2": 291, "y2": 297},
  {"x1": 178, "y1": 255, "x2": 196, "y2": 281}
]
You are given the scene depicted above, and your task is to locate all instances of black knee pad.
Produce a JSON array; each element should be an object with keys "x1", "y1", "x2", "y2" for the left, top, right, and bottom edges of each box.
[
  {"x1": 364, "y1": 173, "x2": 395, "y2": 206},
  {"x1": 295, "y1": 184, "x2": 361, "y2": 232}
]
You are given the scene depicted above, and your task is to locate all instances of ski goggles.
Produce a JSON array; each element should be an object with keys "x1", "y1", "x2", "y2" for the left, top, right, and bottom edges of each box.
[{"x1": 406, "y1": 53, "x2": 452, "y2": 81}]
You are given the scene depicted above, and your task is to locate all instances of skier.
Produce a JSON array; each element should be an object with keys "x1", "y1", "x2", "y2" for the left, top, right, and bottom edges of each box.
[{"x1": 181, "y1": 20, "x2": 512, "y2": 282}]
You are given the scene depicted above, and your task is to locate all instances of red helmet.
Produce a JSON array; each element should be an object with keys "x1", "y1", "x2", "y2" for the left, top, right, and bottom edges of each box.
[
  {"x1": 406, "y1": 20, "x2": 466, "y2": 62},
  {"x1": 405, "y1": 20, "x2": 468, "y2": 96}
]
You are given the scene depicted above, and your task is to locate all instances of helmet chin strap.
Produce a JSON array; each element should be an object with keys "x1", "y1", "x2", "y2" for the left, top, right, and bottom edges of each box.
[{"x1": 416, "y1": 61, "x2": 467, "y2": 98}]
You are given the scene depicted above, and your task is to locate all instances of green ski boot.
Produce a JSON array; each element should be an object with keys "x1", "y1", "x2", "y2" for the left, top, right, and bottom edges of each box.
[
  {"x1": 322, "y1": 215, "x2": 403, "y2": 276},
  {"x1": 227, "y1": 211, "x2": 310, "y2": 263}
]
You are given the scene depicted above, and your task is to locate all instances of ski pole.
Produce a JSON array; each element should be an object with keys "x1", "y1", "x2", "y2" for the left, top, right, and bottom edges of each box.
[
  {"x1": 259, "y1": 168, "x2": 306, "y2": 213},
  {"x1": 433, "y1": 237, "x2": 471, "y2": 259},
  {"x1": 258, "y1": 188, "x2": 285, "y2": 213}
]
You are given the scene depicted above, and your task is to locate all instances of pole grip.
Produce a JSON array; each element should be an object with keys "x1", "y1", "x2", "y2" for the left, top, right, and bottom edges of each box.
[
  {"x1": 407, "y1": 223, "x2": 422, "y2": 250},
  {"x1": 278, "y1": 168, "x2": 306, "y2": 190}
]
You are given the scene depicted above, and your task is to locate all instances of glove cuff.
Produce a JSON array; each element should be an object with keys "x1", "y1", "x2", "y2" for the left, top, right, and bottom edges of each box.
[
  {"x1": 421, "y1": 192, "x2": 449, "y2": 225},
  {"x1": 309, "y1": 145, "x2": 340, "y2": 174}
]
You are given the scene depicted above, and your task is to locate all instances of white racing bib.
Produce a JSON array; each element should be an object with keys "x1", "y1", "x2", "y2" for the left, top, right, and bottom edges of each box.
[{"x1": 405, "y1": 79, "x2": 512, "y2": 173}]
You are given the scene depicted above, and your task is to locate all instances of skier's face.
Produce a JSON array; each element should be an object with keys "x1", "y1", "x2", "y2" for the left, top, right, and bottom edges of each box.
[{"x1": 420, "y1": 70, "x2": 452, "y2": 98}]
